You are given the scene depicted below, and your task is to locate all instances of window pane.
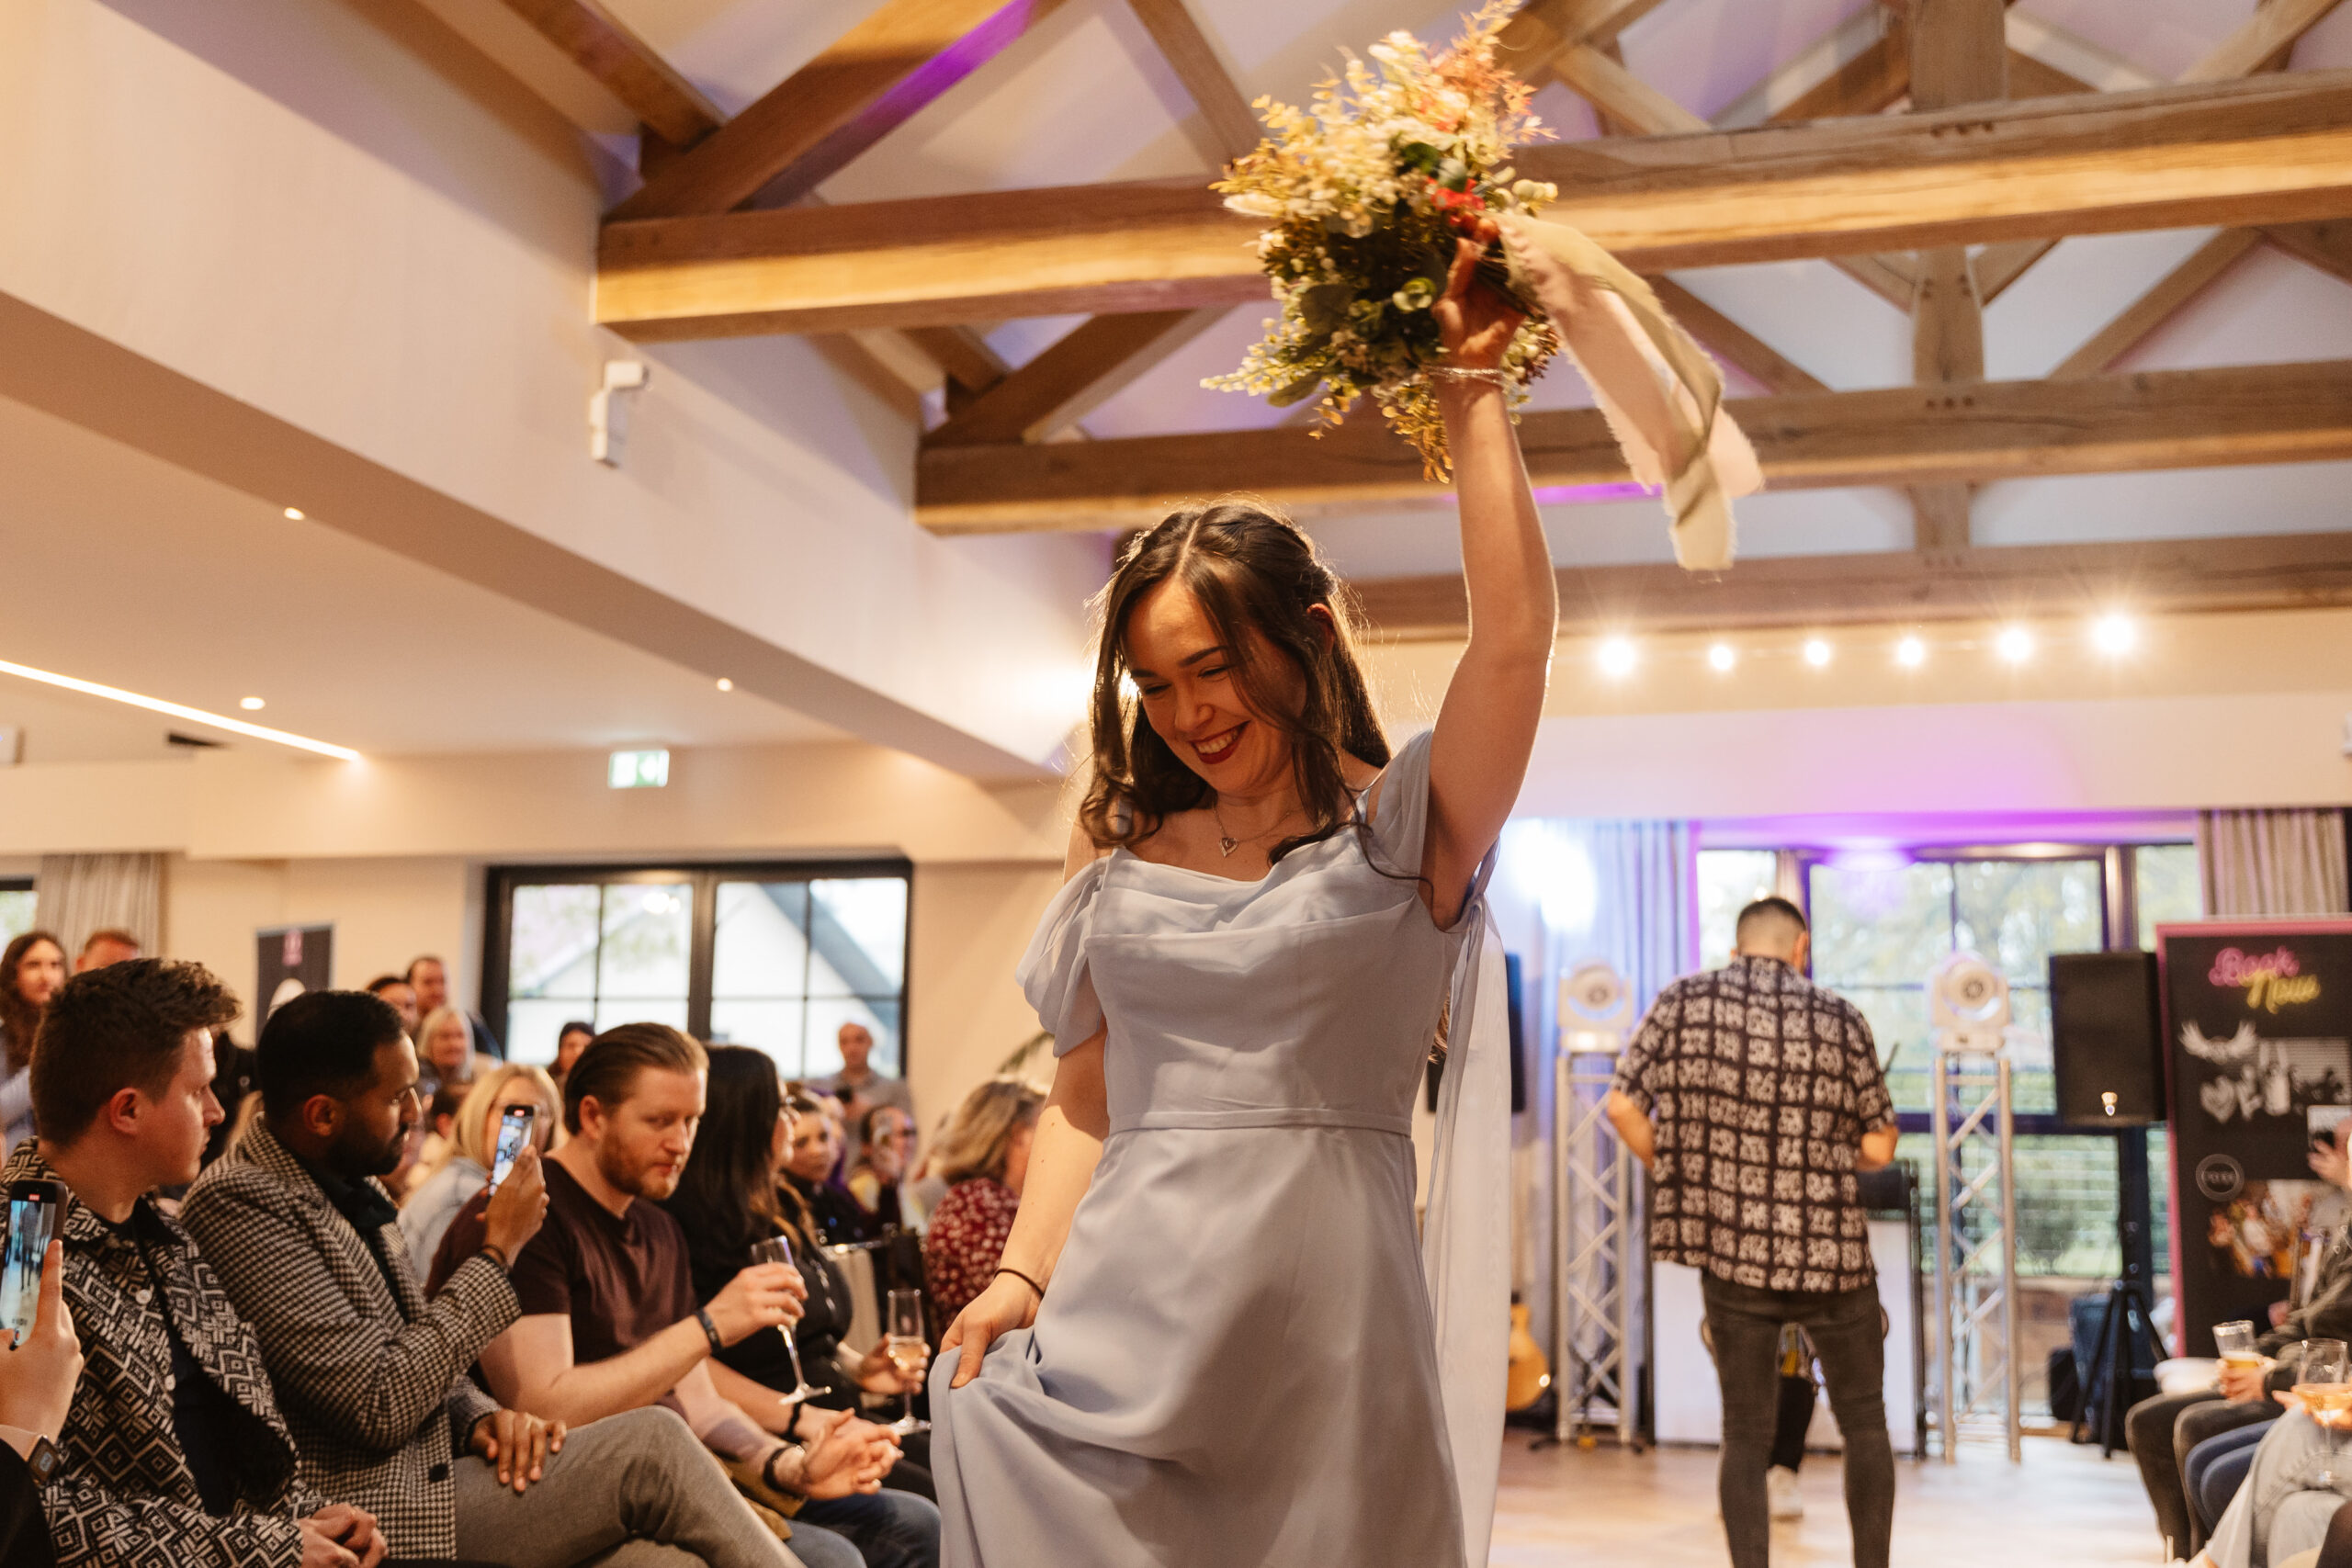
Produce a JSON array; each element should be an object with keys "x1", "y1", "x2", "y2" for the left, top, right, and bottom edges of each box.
[
  {"x1": 0, "y1": 890, "x2": 33, "y2": 947},
  {"x1": 1953, "y1": 860, "x2": 2103, "y2": 987},
  {"x1": 505, "y1": 999, "x2": 592, "y2": 1068},
  {"x1": 598, "y1": 883, "x2": 691, "y2": 998},
  {"x1": 593, "y1": 997, "x2": 688, "y2": 1035},
  {"x1": 2136, "y1": 843, "x2": 2201, "y2": 950},
  {"x1": 712, "y1": 882, "x2": 812, "y2": 1000},
  {"x1": 1841, "y1": 987, "x2": 1931, "y2": 1111},
  {"x1": 1696, "y1": 851, "x2": 1778, "y2": 972},
  {"x1": 510, "y1": 885, "x2": 600, "y2": 999},
  {"x1": 1810, "y1": 861, "x2": 1955, "y2": 987},
  {"x1": 807, "y1": 879, "x2": 909, "y2": 998},
  {"x1": 807, "y1": 997, "x2": 904, "y2": 1079},
  {"x1": 710, "y1": 999, "x2": 808, "y2": 1077}
]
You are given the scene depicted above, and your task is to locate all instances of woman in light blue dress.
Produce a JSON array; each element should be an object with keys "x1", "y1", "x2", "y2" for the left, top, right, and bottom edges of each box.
[{"x1": 929, "y1": 228, "x2": 1554, "y2": 1568}]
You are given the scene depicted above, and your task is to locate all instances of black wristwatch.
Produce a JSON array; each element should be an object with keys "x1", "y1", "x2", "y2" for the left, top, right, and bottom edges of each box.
[{"x1": 22, "y1": 1436, "x2": 61, "y2": 1484}]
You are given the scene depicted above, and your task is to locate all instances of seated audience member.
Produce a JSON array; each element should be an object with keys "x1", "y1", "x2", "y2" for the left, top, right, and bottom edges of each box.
[
  {"x1": 72, "y1": 930, "x2": 140, "y2": 974},
  {"x1": 185, "y1": 990, "x2": 802, "y2": 1568},
  {"x1": 410, "y1": 1081, "x2": 470, "y2": 1191},
  {"x1": 0, "y1": 1236, "x2": 83, "y2": 1568},
  {"x1": 550, "y1": 1022, "x2": 594, "y2": 1095},
  {"x1": 0, "y1": 931, "x2": 66, "y2": 1153},
  {"x1": 436, "y1": 1025, "x2": 936, "y2": 1568},
  {"x1": 808, "y1": 1024, "x2": 912, "y2": 1175},
  {"x1": 366, "y1": 974, "x2": 422, "y2": 1041},
  {"x1": 407, "y1": 955, "x2": 501, "y2": 1064},
  {"x1": 920, "y1": 1079, "x2": 1043, "y2": 1325},
  {"x1": 666, "y1": 1051, "x2": 933, "y2": 1499},
  {"x1": 2188, "y1": 1421, "x2": 2274, "y2": 1544},
  {"x1": 2198, "y1": 1404, "x2": 2352, "y2": 1568},
  {"x1": 2132, "y1": 1118, "x2": 2352, "y2": 1557},
  {"x1": 418, "y1": 1005, "x2": 499, "y2": 1100},
  {"x1": 845, "y1": 1106, "x2": 910, "y2": 1234},
  {"x1": 401, "y1": 1065, "x2": 562, "y2": 1276},
  {"x1": 783, "y1": 1095, "x2": 880, "y2": 1247},
  {"x1": 11, "y1": 960, "x2": 389, "y2": 1568}
]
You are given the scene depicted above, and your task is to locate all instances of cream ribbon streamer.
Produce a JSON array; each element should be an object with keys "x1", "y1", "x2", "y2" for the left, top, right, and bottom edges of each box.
[{"x1": 1498, "y1": 215, "x2": 1761, "y2": 571}]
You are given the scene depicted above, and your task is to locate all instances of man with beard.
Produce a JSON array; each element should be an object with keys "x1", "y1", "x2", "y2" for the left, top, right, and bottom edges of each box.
[
  {"x1": 435, "y1": 1025, "x2": 936, "y2": 1568},
  {"x1": 185, "y1": 991, "x2": 817, "y2": 1568}
]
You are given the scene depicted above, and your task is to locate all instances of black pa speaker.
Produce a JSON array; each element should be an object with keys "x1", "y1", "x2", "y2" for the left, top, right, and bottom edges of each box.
[{"x1": 2050, "y1": 950, "x2": 2165, "y2": 1128}]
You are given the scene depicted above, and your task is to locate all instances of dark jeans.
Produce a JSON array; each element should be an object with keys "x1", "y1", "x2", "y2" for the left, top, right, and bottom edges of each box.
[
  {"x1": 1702, "y1": 1273, "x2": 1894, "y2": 1568},
  {"x1": 2125, "y1": 1388, "x2": 2281, "y2": 1557},
  {"x1": 797, "y1": 1489, "x2": 941, "y2": 1568},
  {"x1": 2188, "y1": 1422, "x2": 2269, "y2": 1535}
]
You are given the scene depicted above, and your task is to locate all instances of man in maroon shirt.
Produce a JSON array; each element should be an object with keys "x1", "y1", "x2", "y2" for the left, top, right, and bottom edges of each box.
[{"x1": 436, "y1": 1024, "x2": 936, "y2": 1568}]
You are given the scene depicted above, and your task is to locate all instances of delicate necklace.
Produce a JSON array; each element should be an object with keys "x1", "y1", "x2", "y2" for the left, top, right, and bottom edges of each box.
[{"x1": 1209, "y1": 795, "x2": 1298, "y2": 858}]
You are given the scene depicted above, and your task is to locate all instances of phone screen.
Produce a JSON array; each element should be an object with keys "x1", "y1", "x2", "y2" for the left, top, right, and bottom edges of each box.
[
  {"x1": 489, "y1": 1107, "x2": 535, "y2": 1193},
  {"x1": 0, "y1": 1182, "x2": 60, "y2": 1341}
]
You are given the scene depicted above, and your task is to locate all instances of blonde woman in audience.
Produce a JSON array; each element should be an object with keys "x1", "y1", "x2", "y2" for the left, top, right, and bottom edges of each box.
[
  {"x1": 418, "y1": 1003, "x2": 497, "y2": 1099},
  {"x1": 401, "y1": 1063, "x2": 561, "y2": 1275},
  {"x1": 921, "y1": 1079, "x2": 1043, "y2": 1325}
]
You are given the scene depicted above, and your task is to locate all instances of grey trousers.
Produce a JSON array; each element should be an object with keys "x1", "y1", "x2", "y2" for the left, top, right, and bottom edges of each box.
[{"x1": 452, "y1": 1405, "x2": 807, "y2": 1568}]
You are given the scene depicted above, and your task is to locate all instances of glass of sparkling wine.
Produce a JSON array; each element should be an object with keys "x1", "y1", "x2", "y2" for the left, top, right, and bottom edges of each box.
[
  {"x1": 2297, "y1": 1338, "x2": 2351, "y2": 1487},
  {"x1": 884, "y1": 1288, "x2": 932, "y2": 1437},
  {"x1": 749, "y1": 1235, "x2": 822, "y2": 1404}
]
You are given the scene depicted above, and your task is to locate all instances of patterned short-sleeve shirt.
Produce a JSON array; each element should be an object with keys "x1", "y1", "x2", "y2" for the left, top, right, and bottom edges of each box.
[{"x1": 1612, "y1": 954, "x2": 1895, "y2": 1293}]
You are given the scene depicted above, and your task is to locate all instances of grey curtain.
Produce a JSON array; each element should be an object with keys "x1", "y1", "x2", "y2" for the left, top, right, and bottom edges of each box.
[
  {"x1": 2198, "y1": 810, "x2": 2350, "y2": 918},
  {"x1": 33, "y1": 852, "x2": 163, "y2": 957}
]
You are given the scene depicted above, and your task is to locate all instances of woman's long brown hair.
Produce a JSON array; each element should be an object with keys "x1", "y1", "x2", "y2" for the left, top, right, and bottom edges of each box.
[
  {"x1": 0, "y1": 931, "x2": 62, "y2": 1076},
  {"x1": 1079, "y1": 499, "x2": 1389, "y2": 863}
]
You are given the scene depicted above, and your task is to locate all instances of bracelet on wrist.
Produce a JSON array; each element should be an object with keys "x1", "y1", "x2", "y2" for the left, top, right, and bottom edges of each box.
[
  {"x1": 762, "y1": 1443, "x2": 803, "y2": 1494},
  {"x1": 994, "y1": 1265, "x2": 1046, "y2": 1301},
  {"x1": 1428, "y1": 365, "x2": 1510, "y2": 386},
  {"x1": 695, "y1": 1307, "x2": 725, "y2": 1355},
  {"x1": 479, "y1": 1242, "x2": 511, "y2": 1273}
]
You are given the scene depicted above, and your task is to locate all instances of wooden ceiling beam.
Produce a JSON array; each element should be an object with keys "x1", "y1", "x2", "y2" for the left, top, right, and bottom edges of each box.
[
  {"x1": 2264, "y1": 218, "x2": 2352, "y2": 286},
  {"x1": 1350, "y1": 529, "x2": 2352, "y2": 641},
  {"x1": 1643, "y1": 277, "x2": 1827, "y2": 396},
  {"x1": 926, "y1": 308, "x2": 1223, "y2": 446},
  {"x1": 2179, "y1": 0, "x2": 2345, "y2": 83},
  {"x1": 1124, "y1": 0, "x2": 1260, "y2": 161},
  {"x1": 494, "y1": 0, "x2": 724, "y2": 146},
  {"x1": 597, "y1": 72, "x2": 2352, "y2": 337},
  {"x1": 609, "y1": 0, "x2": 1072, "y2": 221},
  {"x1": 2049, "y1": 228, "x2": 2265, "y2": 378},
  {"x1": 911, "y1": 359, "x2": 2352, "y2": 533}
]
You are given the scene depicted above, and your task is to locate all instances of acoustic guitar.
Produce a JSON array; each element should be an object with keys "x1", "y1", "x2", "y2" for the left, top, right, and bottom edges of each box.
[{"x1": 1507, "y1": 1298, "x2": 1551, "y2": 1412}]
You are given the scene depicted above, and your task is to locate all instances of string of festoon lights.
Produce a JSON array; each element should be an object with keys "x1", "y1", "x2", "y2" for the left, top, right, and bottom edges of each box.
[{"x1": 1585, "y1": 612, "x2": 2141, "y2": 681}]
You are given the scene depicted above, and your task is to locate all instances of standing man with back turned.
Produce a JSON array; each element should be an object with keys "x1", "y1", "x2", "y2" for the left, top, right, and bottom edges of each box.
[{"x1": 1606, "y1": 896, "x2": 1900, "y2": 1568}]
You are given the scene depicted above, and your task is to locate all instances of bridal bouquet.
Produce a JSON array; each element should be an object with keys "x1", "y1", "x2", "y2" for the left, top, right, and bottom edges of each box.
[
  {"x1": 1204, "y1": 2, "x2": 1560, "y2": 480},
  {"x1": 1208, "y1": 4, "x2": 1761, "y2": 570}
]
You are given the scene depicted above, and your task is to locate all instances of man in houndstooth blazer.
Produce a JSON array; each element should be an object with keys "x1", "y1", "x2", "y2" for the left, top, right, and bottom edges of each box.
[{"x1": 187, "y1": 988, "x2": 813, "y2": 1568}]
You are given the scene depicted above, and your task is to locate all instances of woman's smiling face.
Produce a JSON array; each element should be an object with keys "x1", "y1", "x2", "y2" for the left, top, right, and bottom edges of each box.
[{"x1": 1123, "y1": 580, "x2": 1307, "y2": 801}]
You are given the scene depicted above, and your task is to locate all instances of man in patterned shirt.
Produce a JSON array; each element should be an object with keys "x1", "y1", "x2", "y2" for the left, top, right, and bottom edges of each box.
[{"x1": 1607, "y1": 897, "x2": 1900, "y2": 1568}]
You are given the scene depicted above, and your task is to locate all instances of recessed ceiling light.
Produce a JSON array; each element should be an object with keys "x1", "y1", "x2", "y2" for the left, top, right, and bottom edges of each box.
[
  {"x1": 283, "y1": 507, "x2": 305, "y2": 521},
  {"x1": 239, "y1": 696, "x2": 266, "y2": 711},
  {"x1": 1895, "y1": 636, "x2": 1927, "y2": 669},
  {"x1": 2092, "y1": 613, "x2": 2138, "y2": 655},
  {"x1": 1597, "y1": 637, "x2": 1637, "y2": 679},
  {"x1": 1803, "y1": 638, "x2": 1833, "y2": 668},
  {"x1": 1996, "y1": 625, "x2": 2035, "y2": 664},
  {"x1": 715, "y1": 677, "x2": 734, "y2": 692},
  {"x1": 0, "y1": 659, "x2": 358, "y2": 760},
  {"x1": 1706, "y1": 642, "x2": 1736, "y2": 672}
]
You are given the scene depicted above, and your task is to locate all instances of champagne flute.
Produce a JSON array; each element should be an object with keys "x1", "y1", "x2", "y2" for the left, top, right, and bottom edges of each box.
[
  {"x1": 749, "y1": 1235, "x2": 823, "y2": 1405},
  {"x1": 2300, "y1": 1337, "x2": 2350, "y2": 1487},
  {"x1": 884, "y1": 1288, "x2": 931, "y2": 1437}
]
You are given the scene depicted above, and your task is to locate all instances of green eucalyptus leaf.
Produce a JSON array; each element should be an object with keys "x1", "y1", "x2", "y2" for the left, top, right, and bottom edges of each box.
[{"x1": 1298, "y1": 282, "x2": 1355, "y2": 334}]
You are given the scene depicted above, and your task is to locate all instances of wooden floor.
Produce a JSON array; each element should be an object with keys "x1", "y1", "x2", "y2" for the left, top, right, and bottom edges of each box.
[{"x1": 1490, "y1": 1432, "x2": 2160, "y2": 1567}]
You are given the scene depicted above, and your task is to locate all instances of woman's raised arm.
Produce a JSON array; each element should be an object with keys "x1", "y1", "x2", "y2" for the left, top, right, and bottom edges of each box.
[{"x1": 1420, "y1": 231, "x2": 1557, "y2": 928}]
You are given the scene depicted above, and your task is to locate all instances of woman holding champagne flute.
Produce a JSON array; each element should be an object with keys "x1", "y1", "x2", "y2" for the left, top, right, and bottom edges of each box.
[
  {"x1": 2196, "y1": 1336, "x2": 2352, "y2": 1568},
  {"x1": 665, "y1": 1048, "x2": 940, "y2": 1503}
]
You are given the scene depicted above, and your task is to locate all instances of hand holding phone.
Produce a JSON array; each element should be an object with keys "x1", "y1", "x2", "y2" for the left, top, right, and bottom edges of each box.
[
  {"x1": 481, "y1": 1141, "x2": 548, "y2": 1262},
  {"x1": 489, "y1": 1107, "x2": 535, "y2": 1193}
]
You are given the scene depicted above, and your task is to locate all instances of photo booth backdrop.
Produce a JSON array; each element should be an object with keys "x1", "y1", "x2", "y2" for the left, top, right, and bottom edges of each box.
[{"x1": 2159, "y1": 920, "x2": 2352, "y2": 1353}]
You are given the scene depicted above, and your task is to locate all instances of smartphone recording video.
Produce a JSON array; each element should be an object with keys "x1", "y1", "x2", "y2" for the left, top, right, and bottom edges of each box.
[
  {"x1": 0, "y1": 1179, "x2": 63, "y2": 1342},
  {"x1": 489, "y1": 1106, "x2": 535, "y2": 1193}
]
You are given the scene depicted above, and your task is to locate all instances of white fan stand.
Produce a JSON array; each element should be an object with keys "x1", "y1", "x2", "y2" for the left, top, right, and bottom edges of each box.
[
  {"x1": 1927, "y1": 950, "x2": 2022, "y2": 1462},
  {"x1": 1552, "y1": 960, "x2": 1643, "y2": 1450}
]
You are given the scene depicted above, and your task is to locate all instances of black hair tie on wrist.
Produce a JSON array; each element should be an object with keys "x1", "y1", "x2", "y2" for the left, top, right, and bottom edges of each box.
[{"x1": 995, "y1": 1266, "x2": 1046, "y2": 1300}]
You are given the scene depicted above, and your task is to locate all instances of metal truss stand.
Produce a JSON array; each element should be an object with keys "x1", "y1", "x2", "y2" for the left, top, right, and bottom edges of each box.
[
  {"x1": 1929, "y1": 1039, "x2": 2020, "y2": 1462},
  {"x1": 1552, "y1": 1048, "x2": 1642, "y2": 1450}
]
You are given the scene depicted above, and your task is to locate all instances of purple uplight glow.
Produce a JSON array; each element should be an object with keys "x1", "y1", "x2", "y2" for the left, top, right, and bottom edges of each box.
[{"x1": 1531, "y1": 481, "x2": 1658, "y2": 505}]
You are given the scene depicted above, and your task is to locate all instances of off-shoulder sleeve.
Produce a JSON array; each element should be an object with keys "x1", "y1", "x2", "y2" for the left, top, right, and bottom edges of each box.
[{"x1": 1014, "y1": 856, "x2": 1111, "y2": 1055}]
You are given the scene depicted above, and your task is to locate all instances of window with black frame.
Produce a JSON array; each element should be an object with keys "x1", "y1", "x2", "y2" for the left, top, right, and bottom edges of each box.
[
  {"x1": 0, "y1": 880, "x2": 33, "y2": 947},
  {"x1": 483, "y1": 862, "x2": 911, "y2": 1082}
]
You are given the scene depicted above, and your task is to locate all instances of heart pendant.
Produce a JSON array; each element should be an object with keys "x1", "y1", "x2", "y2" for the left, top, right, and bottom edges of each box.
[{"x1": 1218, "y1": 837, "x2": 1238, "y2": 857}]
